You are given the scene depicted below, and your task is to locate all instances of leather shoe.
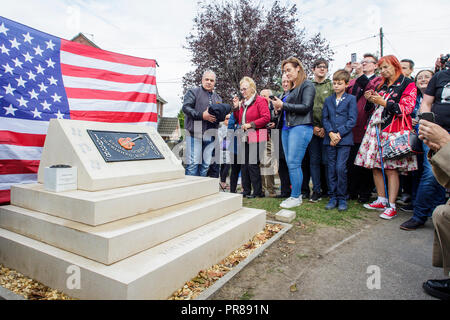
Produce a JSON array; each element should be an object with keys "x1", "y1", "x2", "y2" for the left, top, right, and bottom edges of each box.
[
  {"x1": 400, "y1": 218, "x2": 424, "y2": 231},
  {"x1": 245, "y1": 195, "x2": 256, "y2": 199},
  {"x1": 423, "y1": 279, "x2": 450, "y2": 300},
  {"x1": 276, "y1": 194, "x2": 290, "y2": 199}
]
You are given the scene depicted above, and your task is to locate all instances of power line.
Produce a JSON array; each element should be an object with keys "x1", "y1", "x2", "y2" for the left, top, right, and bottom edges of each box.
[{"x1": 331, "y1": 34, "x2": 378, "y2": 49}]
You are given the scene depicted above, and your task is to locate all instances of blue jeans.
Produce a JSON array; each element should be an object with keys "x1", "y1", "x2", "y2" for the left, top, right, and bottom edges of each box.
[
  {"x1": 327, "y1": 146, "x2": 351, "y2": 200},
  {"x1": 185, "y1": 135, "x2": 214, "y2": 177},
  {"x1": 309, "y1": 135, "x2": 328, "y2": 194},
  {"x1": 282, "y1": 125, "x2": 313, "y2": 198},
  {"x1": 412, "y1": 144, "x2": 447, "y2": 223}
]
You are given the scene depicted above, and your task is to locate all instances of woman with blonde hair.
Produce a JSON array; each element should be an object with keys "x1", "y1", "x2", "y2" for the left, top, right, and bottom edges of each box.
[
  {"x1": 271, "y1": 57, "x2": 316, "y2": 208},
  {"x1": 232, "y1": 76, "x2": 271, "y2": 198}
]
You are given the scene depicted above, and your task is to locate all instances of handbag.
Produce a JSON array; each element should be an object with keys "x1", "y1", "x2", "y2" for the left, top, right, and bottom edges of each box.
[{"x1": 381, "y1": 108, "x2": 423, "y2": 160}]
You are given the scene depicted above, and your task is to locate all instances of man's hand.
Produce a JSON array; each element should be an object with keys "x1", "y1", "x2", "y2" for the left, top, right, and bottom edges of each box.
[
  {"x1": 419, "y1": 120, "x2": 450, "y2": 151},
  {"x1": 313, "y1": 126, "x2": 321, "y2": 136},
  {"x1": 267, "y1": 122, "x2": 276, "y2": 129},
  {"x1": 314, "y1": 127, "x2": 325, "y2": 138},
  {"x1": 242, "y1": 123, "x2": 252, "y2": 131},
  {"x1": 202, "y1": 109, "x2": 216, "y2": 123},
  {"x1": 344, "y1": 62, "x2": 353, "y2": 74}
]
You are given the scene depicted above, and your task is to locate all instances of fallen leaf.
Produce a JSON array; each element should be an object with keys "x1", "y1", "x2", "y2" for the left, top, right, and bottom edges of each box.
[
  {"x1": 287, "y1": 240, "x2": 296, "y2": 245},
  {"x1": 290, "y1": 284, "x2": 298, "y2": 292}
]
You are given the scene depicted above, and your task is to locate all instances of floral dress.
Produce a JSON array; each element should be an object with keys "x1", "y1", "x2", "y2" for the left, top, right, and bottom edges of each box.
[{"x1": 355, "y1": 77, "x2": 418, "y2": 172}]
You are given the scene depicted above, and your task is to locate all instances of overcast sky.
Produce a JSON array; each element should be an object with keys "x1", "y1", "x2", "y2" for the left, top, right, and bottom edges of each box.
[{"x1": 2, "y1": 0, "x2": 449, "y2": 117}]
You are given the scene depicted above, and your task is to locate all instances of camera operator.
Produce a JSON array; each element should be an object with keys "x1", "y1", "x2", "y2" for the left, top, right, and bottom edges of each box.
[{"x1": 420, "y1": 54, "x2": 450, "y2": 132}]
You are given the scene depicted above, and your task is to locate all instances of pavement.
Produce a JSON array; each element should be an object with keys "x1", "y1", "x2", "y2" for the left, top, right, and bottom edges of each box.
[{"x1": 294, "y1": 210, "x2": 445, "y2": 300}]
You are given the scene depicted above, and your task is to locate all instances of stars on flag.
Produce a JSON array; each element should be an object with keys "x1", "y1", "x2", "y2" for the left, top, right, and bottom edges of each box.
[
  {"x1": 12, "y1": 57, "x2": 23, "y2": 68},
  {"x1": 48, "y1": 76, "x2": 58, "y2": 85},
  {"x1": 1, "y1": 19, "x2": 68, "y2": 121},
  {"x1": 9, "y1": 37, "x2": 20, "y2": 50},
  {"x1": 23, "y1": 32, "x2": 33, "y2": 44},
  {"x1": 0, "y1": 22, "x2": 9, "y2": 36},
  {"x1": 16, "y1": 76, "x2": 27, "y2": 88},
  {"x1": 16, "y1": 96, "x2": 29, "y2": 107},
  {"x1": 2, "y1": 62, "x2": 13, "y2": 74},
  {"x1": 3, "y1": 83, "x2": 16, "y2": 95},
  {"x1": 45, "y1": 39, "x2": 55, "y2": 50},
  {"x1": 51, "y1": 92, "x2": 62, "y2": 102},
  {"x1": 22, "y1": 51, "x2": 33, "y2": 63},
  {"x1": 0, "y1": 43, "x2": 10, "y2": 55},
  {"x1": 4, "y1": 104, "x2": 18, "y2": 116}
]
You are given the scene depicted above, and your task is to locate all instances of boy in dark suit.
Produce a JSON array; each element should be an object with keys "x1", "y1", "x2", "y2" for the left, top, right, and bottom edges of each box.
[{"x1": 322, "y1": 70, "x2": 358, "y2": 211}]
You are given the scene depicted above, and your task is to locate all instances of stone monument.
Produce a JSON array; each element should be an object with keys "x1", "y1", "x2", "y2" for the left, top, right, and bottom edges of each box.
[{"x1": 0, "y1": 119, "x2": 266, "y2": 299}]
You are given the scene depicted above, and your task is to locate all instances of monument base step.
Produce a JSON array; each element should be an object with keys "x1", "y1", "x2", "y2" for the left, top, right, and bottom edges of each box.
[
  {"x1": 10, "y1": 175, "x2": 218, "y2": 226},
  {"x1": 0, "y1": 192, "x2": 242, "y2": 265},
  {"x1": 0, "y1": 207, "x2": 266, "y2": 300}
]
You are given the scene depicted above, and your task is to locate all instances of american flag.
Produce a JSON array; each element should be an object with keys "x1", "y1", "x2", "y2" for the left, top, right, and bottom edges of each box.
[{"x1": 0, "y1": 16, "x2": 158, "y2": 204}]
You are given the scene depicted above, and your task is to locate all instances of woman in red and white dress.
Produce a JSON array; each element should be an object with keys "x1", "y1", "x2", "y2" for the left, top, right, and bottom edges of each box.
[{"x1": 355, "y1": 55, "x2": 417, "y2": 220}]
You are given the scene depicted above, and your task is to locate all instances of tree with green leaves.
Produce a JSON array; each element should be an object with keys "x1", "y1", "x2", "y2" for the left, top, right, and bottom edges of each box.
[{"x1": 183, "y1": 0, "x2": 334, "y2": 102}]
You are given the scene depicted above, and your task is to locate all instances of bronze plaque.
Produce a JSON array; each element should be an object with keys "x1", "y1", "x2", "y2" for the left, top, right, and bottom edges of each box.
[{"x1": 87, "y1": 130, "x2": 165, "y2": 162}]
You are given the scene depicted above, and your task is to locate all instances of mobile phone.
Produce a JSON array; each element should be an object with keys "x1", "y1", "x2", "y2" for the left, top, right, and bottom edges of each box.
[
  {"x1": 236, "y1": 92, "x2": 243, "y2": 100},
  {"x1": 269, "y1": 95, "x2": 276, "y2": 100},
  {"x1": 351, "y1": 53, "x2": 357, "y2": 63},
  {"x1": 418, "y1": 112, "x2": 435, "y2": 123}
]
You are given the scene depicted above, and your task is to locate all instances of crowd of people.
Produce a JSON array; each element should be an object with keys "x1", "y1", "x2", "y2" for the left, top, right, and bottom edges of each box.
[{"x1": 182, "y1": 53, "x2": 450, "y2": 300}]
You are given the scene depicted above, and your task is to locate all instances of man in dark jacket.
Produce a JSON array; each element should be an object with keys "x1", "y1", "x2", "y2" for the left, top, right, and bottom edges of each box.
[
  {"x1": 345, "y1": 53, "x2": 381, "y2": 203},
  {"x1": 182, "y1": 70, "x2": 222, "y2": 176}
]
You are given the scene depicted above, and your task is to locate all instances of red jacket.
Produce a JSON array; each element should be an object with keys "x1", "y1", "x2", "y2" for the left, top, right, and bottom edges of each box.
[
  {"x1": 233, "y1": 95, "x2": 270, "y2": 143},
  {"x1": 347, "y1": 75, "x2": 382, "y2": 143}
]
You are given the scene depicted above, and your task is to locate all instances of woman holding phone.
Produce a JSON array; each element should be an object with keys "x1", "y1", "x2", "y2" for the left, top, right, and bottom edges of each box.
[
  {"x1": 355, "y1": 55, "x2": 418, "y2": 220},
  {"x1": 232, "y1": 77, "x2": 270, "y2": 198},
  {"x1": 271, "y1": 57, "x2": 315, "y2": 209}
]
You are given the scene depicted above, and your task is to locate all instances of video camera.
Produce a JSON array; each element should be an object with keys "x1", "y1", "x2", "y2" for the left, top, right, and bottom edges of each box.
[{"x1": 436, "y1": 54, "x2": 450, "y2": 72}]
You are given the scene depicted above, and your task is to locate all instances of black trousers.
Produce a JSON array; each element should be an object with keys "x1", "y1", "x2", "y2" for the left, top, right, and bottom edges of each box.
[
  {"x1": 301, "y1": 145, "x2": 311, "y2": 196},
  {"x1": 230, "y1": 153, "x2": 241, "y2": 193},
  {"x1": 278, "y1": 155, "x2": 291, "y2": 196},
  {"x1": 241, "y1": 142, "x2": 262, "y2": 196},
  {"x1": 220, "y1": 164, "x2": 230, "y2": 183},
  {"x1": 347, "y1": 143, "x2": 374, "y2": 200}
]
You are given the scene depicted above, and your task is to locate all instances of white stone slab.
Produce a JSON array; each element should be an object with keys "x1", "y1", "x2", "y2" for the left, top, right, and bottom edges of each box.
[
  {"x1": 11, "y1": 176, "x2": 218, "y2": 226},
  {"x1": 0, "y1": 208, "x2": 266, "y2": 300},
  {"x1": 0, "y1": 193, "x2": 243, "y2": 265},
  {"x1": 275, "y1": 209, "x2": 296, "y2": 223},
  {"x1": 36, "y1": 119, "x2": 184, "y2": 191}
]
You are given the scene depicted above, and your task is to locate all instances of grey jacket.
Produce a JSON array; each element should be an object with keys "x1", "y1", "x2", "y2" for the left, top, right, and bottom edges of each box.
[
  {"x1": 281, "y1": 80, "x2": 316, "y2": 127},
  {"x1": 182, "y1": 86, "x2": 222, "y2": 136}
]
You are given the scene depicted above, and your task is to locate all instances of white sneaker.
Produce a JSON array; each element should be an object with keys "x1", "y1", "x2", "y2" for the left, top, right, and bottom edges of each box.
[{"x1": 280, "y1": 197, "x2": 302, "y2": 209}]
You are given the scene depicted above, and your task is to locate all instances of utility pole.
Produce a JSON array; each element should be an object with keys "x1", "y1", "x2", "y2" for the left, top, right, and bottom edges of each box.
[{"x1": 380, "y1": 27, "x2": 384, "y2": 57}]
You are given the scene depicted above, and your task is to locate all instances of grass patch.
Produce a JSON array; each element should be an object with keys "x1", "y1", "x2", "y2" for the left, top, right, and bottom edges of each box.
[
  {"x1": 240, "y1": 291, "x2": 254, "y2": 300},
  {"x1": 243, "y1": 197, "x2": 368, "y2": 228}
]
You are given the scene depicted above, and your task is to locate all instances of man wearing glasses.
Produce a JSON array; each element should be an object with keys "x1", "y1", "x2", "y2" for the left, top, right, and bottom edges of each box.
[
  {"x1": 307, "y1": 59, "x2": 333, "y2": 202},
  {"x1": 345, "y1": 53, "x2": 381, "y2": 203}
]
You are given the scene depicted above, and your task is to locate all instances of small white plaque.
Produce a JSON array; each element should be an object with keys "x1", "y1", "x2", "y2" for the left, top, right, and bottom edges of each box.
[{"x1": 44, "y1": 166, "x2": 78, "y2": 192}]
